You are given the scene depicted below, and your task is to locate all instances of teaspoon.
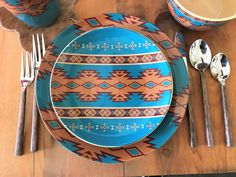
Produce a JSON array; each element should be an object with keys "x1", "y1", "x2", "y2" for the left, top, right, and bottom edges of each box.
[
  {"x1": 189, "y1": 39, "x2": 214, "y2": 147},
  {"x1": 210, "y1": 53, "x2": 233, "y2": 147}
]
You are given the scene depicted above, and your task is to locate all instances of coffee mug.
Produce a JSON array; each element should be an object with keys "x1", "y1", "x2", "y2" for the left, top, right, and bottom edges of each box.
[
  {"x1": 0, "y1": 0, "x2": 60, "y2": 27},
  {"x1": 167, "y1": 0, "x2": 236, "y2": 31}
]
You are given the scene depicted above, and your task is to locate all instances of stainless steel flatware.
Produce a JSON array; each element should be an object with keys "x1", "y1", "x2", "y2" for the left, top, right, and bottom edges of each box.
[
  {"x1": 189, "y1": 39, "x2": 214, "y2": 147},
  {"x1": 15, "y1": 52, "x2": 34, "y2": 156},
  {"x1": 30, "y1": 34, "x2": 45, "y2": 152},
  {"x1": 210, "y1": 53, "x2": 233, "y2": 147},
  {"x1": 174, "y1": 31, "x2": 198, "y2": 148}
]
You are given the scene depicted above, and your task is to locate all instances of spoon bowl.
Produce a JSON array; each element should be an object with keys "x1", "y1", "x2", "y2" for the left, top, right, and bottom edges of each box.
[
  {"x1": 189, "y1": 39, "x2": 212, "y2": 71},
  {"x1": 210, "y1": 53, "x2": 230, "y2": 84}
]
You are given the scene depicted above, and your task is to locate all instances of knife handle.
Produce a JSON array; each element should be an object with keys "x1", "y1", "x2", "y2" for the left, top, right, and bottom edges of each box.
[{"x1": 187, "y1": 94, "x2": 198, "y2": 147}]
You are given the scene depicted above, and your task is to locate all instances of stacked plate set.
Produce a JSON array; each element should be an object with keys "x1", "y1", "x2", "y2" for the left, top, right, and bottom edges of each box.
[{"x1": 36, "y1": 13, "x2": 189, "y2": 163}]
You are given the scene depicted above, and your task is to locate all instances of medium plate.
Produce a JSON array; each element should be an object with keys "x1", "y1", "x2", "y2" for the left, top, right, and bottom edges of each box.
[
  {"x1": 37, "y1": 13, "x2": 189, "y2": 163},
  {"x1": 50, "y1": 27, "x2": 173, "y2": 147}
]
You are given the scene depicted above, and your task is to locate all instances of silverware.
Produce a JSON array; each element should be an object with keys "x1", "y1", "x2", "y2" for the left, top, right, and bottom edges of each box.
[
  {"x1": 30, "y1": 34, "x2": 45, "y2": 152},
  {"x1": 174, "y1": 31, "x2": 197, "y2": 148},
  {"x1": 189, "y1": 39, "x2": 214, "y2": 147},
  {"x1": 15, "y1": 52, "x2": 34, "y2": 156},
  {"x1": 210, "y1": 53, "x2": 233, "y2": 147}
]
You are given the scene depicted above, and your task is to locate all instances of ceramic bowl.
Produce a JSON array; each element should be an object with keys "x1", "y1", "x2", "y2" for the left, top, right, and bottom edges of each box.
[
  {"x1": 167, "y1": 0, "x2": 236, "y2": 31},
  {"x1": 0, "y1": 0, "x2": 60, "y2": 27}
]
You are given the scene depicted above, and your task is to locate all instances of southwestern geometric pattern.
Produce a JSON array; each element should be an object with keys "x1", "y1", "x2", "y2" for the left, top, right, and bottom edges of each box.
[
  {"x1": 58, "y1": 53, "x2": 165, "y2": 64},
  {"x1": 174, "y1": 31, "x2": 186, "y2": 57},
  {"x1": 86, "y1": 17, "x2": 103, "y2": 27},
  {"x1": 125, "y1": 147, "x2": 144, "y2": 157},
  {"x1": 0, "y1": 0, "x2": 60, "y2": 27},
  {"x1": 50, "y1": 25, "x2": 173, "y2": 147},
  {"x1": 51, "y1": 67, "x2": 172, "y2": 102},
  {"x1": 158, "y1": 40, "x2": 174, "y2": 50},
  {"x1": 0, "y1": 0, "x2": 49, "y2": 16},
  {"x1": 55, "y1": 106, "x2": 169, "y2": 118},
  {"x1": 46, "y1": 120, "x2": 63, "y2": 129},
  {"x1": 63, "y1": 120, "x2": 158, "y2": 132},
  {"x1": 70, "y1": 40, "x2": 157, "y2": 51},
  {"x1": 37, "y1": 13, "x2": 189, "y2": 163}
]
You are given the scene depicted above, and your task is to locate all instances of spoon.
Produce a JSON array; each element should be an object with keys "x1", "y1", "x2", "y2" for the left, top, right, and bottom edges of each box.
[
  {"x1": 189, "y1": 39, "x2": 214, "y2": 147},
  {"x1": 210, "y1": 53, "x2": 233, "y2": 147}
]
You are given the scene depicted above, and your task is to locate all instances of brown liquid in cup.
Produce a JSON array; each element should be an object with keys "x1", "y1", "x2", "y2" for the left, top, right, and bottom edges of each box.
[{"x1": 177, "y1": 0, "x2": 236, "y2": 19}]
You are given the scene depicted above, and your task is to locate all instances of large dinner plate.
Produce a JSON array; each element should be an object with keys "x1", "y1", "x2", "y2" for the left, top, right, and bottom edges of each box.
[
  {"x1": 37, "y1": 13, "x2": 189, "y2": 163},
  {"x1": 50, "y1": 26, "x2": 173, "y2": 147}
]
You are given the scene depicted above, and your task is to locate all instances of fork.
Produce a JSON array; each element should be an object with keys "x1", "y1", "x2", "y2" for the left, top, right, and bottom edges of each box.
[
  {"x1": 15, "y1": 52, "x2": 34, "y2": 156},
  {"x1": 30, "y1": 34, "x2": 45, "y2": 152}
]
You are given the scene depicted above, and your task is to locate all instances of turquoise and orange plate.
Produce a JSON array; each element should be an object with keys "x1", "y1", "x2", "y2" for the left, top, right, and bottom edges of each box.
[
  {"x1": 50, "y1": 26, "x2": 173, "y2": 147},
  {"x1": 37, "y1": 13, "x2": 189, "y2": 163}
]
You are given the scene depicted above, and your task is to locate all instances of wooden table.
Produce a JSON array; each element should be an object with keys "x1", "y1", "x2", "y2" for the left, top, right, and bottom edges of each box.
[{"x1": 1, "y1": 1, "x2": 236, "y2": 177}]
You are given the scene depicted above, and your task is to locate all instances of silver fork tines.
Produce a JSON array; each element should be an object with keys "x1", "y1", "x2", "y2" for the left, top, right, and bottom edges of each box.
[
  {"x1": 15, "y1": 51, "x2": 34, "y2": 156},
  {"x1": 20, "y1": 52, "x2": 34, "y2": 88},
  {"x1": 32, "y1": 34, "x2": 45, "y2": 70}
]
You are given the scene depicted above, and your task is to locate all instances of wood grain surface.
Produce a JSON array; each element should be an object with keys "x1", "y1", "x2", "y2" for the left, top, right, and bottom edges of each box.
[{"x1": 0, "y1": 0, "x2": 236, "y2": 177}]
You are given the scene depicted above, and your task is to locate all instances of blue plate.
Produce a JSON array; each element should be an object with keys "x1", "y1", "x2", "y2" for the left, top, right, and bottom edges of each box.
[
  {"x1": 37, "y1": 13, "x2": 189, "y2": 163},
  {"x1": 50, "y1": 26, "x2": 173, "y2": 147}
]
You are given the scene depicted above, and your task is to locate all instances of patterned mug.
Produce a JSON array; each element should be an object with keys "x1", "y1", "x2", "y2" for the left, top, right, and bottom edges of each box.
[
  {"x1": 167, "y1": 0, "x2": 236, "y2": 31},
  {"x1": 0, "y1": 0, "x2": 60, "y2": 27}
]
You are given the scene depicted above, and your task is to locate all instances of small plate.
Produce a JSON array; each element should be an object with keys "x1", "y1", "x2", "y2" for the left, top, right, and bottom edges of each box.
[{"x1": 50, "y1": 26, "x2": 173, "y2": 147}]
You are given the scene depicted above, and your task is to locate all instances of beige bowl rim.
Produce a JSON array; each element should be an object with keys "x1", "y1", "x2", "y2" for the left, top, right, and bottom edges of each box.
[{"x1": 174, "y1": 0, "x2": 236, "y2": 22}]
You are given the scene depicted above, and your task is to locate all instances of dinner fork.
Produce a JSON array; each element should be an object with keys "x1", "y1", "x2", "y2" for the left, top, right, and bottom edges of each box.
[
  {"x1": 15, "y1": 52, "x2": 34, "y2": 156},
  {"x1": 30, "y1": 34, "x2": 45, "y2": 152}
]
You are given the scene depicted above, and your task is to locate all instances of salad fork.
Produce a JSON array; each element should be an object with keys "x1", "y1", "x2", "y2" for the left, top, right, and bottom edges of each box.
[
  {"x1": 30, "y1": 34, "x2": 45, "y2": 152},
  {"x1": 15, "y1": 52, "x2": 34, "y2": 156}
]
